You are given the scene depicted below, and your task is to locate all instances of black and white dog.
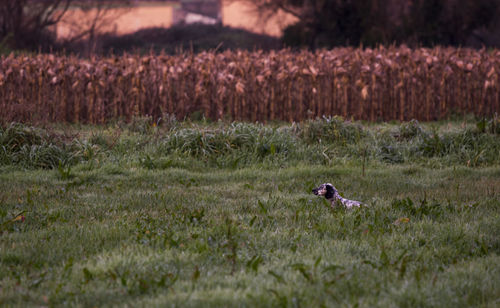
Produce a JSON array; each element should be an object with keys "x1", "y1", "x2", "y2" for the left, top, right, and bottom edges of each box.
[{"x1": 312, "y1": 183, "x2": 362, "y2": 208}]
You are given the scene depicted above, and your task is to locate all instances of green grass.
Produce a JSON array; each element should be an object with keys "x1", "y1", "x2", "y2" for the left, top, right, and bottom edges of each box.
[{"x1": 0, "y1": 119, "x2": 499, "y2": 307}]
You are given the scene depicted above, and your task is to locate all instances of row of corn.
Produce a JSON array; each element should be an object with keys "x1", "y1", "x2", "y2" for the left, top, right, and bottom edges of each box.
[{"x1": 0, "y1": 47, "x2": 499, "y2": 123}]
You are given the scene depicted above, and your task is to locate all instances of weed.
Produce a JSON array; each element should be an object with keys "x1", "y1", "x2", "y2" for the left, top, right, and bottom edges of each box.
[{"x1": 56, "y1": 162, "x2": 73, "y2": 180}]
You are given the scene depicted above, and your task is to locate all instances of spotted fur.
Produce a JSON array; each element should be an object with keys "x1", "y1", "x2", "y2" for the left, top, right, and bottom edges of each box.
[{"x1": 312, "y1": 183, "x2": 362, "y2": 208}]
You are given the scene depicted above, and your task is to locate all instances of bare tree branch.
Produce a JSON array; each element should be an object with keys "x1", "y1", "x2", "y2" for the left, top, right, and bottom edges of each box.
[
  {"x1": 0, "y1": 0, "x2": 73, "y2": 50},
  {"x1": 57, "y1": 0, "x2": 132, "y2": 55}
]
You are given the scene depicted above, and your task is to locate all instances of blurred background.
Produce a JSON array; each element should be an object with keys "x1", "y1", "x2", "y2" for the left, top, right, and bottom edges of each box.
[{"x1": 1, "y1": 0, "x2": 500, "y2": 56}]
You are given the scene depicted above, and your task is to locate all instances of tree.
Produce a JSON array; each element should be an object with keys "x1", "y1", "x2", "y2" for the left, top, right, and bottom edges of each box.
[
  {"x1": 227, "y1": 0, "x2": 392, "y2": 49},
  {"x1": 58, "y1": 0, "x2": 132, "y2": 56},
  {"x1": 228, "y1": 0, "x2": 500, "y2": 48},
  {"x1": 0, "y1": 0, "x2": 72, "y2": 50},
  {"x1": 402, "y1": 0, "x2": 500, "y2": 47},
  {"x1": 0, "y1": 0, "x2": 132, "y2": 53}
]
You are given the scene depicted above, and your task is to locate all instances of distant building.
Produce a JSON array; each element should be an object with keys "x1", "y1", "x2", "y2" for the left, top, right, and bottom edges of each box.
[
  {"x1": 56, "y1": 0, "x2": 296, "y2": 39},
  {"x1": 174, "y1": 0, "x2": 222, "y2": 25}
]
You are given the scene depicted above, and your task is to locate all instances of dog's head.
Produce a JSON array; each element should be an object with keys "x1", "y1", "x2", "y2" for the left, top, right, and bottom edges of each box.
[{"x1": 312, "y1": 183, "x2": 337, "y2": 199}]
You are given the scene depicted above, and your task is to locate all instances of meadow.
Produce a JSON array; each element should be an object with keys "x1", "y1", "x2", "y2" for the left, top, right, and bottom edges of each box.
[{"x1": 1, "y1": 117, "x2": 499, "y2": 307}]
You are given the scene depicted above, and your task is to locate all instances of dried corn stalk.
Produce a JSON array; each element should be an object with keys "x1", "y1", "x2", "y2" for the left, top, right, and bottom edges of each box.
[{"x1": 0, "y1": 47, "x2": 499, "y2": 123}]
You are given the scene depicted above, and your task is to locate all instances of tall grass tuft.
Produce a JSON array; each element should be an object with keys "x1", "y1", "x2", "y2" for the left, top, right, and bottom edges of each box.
[
  {"x1": 1, "y1": 119, "x2": 499, "y2": 169},
  {"x1": 0, "y1": 123, "x2": 81, "y2": 169},
  {"x1": 298, "y1": 116, "x2": 365, "y2": 145},
  {"x1": 158, "y1": 123, "x2": 296, "y2": 166}
]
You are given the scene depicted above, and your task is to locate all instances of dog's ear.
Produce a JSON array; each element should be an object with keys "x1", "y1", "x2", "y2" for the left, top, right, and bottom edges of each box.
[{"x1": 324, "y1": 185, "x2": 335, "y2": 199}]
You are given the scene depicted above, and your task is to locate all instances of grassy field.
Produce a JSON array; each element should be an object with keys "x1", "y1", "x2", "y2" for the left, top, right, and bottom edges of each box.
[{"x1": 1, "y1": 118, "x2": 499, "y2": 307}]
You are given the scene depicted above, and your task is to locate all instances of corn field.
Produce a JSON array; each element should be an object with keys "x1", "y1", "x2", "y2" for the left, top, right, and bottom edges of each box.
[{"x1": 0, "y1": 47, "x2": 499, "y2": 123}]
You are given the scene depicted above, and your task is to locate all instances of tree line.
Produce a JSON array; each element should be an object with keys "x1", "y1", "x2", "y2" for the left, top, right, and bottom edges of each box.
[
  {"x1": 242, "y1": 0, "x2": 500, "y2": 48},
  {"x1": 1, "y1": 0, "x2": 499, "y2": 53}
]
